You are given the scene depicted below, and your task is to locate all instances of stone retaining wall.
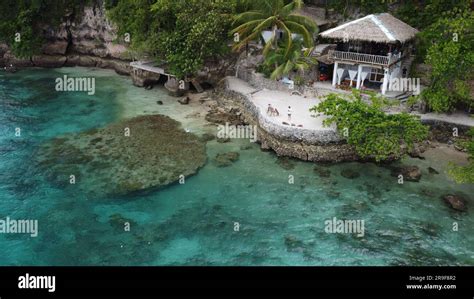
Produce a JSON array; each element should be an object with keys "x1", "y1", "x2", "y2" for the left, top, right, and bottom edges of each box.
[
  {"x1": 237, "y1": 68, "x2": 321, "y2": 98},
  {"x1": 216, "y1": 80, "x2": 359, "y2": 162}
]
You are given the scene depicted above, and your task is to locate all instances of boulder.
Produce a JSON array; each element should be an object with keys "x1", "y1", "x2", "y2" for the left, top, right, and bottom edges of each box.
[
  {"x1": 428, "y1": 167, "x2": 439, "y2": 174},
  {"x1": 65, "y1": 55, "x2": 97, "y2": 67},
  {"x1": 131, "y1": 69, "x2": 161, "y2": 87},
  {"x1": 178, "y1": 97, "x2": 190, "y2": 105},
  {"x1": 3, "y1": 51, "x2": 33, "y2": 67},
  {"x1": 442, "y1": 194, "x2": 468, "y2": 212},
  {"x1": 32, "y1": 55, "x2": 67, "y2": 68},
  {"x1": 391, "y1": 165, "x2": 421, "y2": 182},
  {"x1": 42, "y1": 41, "x2": 69, "y2": 55},
  {"x1": 276, "y1": 156, "x2": 296, "y2": 170},
  {"x1": 205, "y1": 110, "x2": 242, "y2": 126},
  {"x1": 214, "y1": 152, "x2": 239, "y2": 167},
  {"x1": 240, "y1": 144, "x2": 252, "y2": 150},
  {"x1": 340, "y1": 168, "x2": 360, "y2": 179},
  {"x1": 216, "y1": 137, "x2": 231, "y2": 143},
  {"x1": 314, "y1": 166, "x2": 331, "y2": 178}
]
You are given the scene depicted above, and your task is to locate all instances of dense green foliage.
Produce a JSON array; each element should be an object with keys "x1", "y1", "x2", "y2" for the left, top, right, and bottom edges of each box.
[
  {"x1": 395, "y1": 0, "x2": 471, "y2": 30},
  {"x1": 325, "y1": 0, "x2": 388, "y2": 17},
  {"x1": 449, "y1": 128, "x2": 474, "y2": 184},
  {"x1": 107, "y1": 0, "x2": 235, "y2": 78},
  {"x1": 419, "y1": 9, "x2": 474, "y2": 112},
  {"x1": 231, "y1": 0, "x2": 317, "y2": 80},
  {"x1": 310, "y1": 91, "x2": 429, "y2": 161},
  {"x1": 264, "y1": 38, "x2": 317, "y2": 80},
  {"x1": 232, "y1": 0, "x2": 317, "y2": 56},
  {"x1": 0, "y1": 0, "x2": 89, "y2": 58}
]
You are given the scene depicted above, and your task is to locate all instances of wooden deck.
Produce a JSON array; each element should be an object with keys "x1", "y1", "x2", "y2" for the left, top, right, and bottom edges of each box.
[
  {"x1": 130, "y1": 61, "x2": 175, "y2": 78},
  {"x1": 328, "y1": 50, "x2": 402, "y2": 67}
]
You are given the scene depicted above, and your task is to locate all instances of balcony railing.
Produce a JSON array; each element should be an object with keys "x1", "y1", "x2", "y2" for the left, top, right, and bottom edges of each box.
[{"x1": 328, "y1": 50, "x2": 401, "y2": 67}]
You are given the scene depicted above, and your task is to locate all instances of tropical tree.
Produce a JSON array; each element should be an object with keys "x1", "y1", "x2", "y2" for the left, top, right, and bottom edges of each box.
[
  {"x1": 231, "y1": 0, "x2": 318, "y2": 56},
  {"x1": 264, "y1": 37, "x2": 317, "y2": 80},
  {"x1": 310, "y1": 91, "x2": 429, "y2": 162},
  {"x1": 420, "y1": 8, "x2": 474, "y2": 112},
  {"x1": 108, "y1": 0, "x2": 236, "y2": 79},
  {"x1": 449, "y1": 128, "x2": 474, "y2": 184}
]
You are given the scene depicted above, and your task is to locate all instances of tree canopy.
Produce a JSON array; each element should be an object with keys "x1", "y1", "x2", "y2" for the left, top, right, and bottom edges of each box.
[
  {"x1": 449, "y1": 128, "x2": 474, "y2": 184},
  {"x1": 264, "y1": 37, "x2": 317, "y2": 80},
  {"x1": 231, "y1": 0, "x2": 317, "y2": 56},
  {"x1": 419, "y1": 8, "x2": 474, "y2": 112},
  {"x1": 107, "y1": 0, "x2": 236, "y2": 79},
  {"x1": 310, "y1": 91, "x2": 429, "y2": 162}
]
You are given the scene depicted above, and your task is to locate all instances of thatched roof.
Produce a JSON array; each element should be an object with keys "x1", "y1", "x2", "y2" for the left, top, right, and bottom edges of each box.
[{"x1": 320, "y1": 13, "x2": 419, "y2": 44}]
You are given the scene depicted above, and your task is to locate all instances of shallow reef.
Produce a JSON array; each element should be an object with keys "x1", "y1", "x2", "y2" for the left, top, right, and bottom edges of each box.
[{"x1": 36, "y1": 114, "x2": 207, "y2": 196}]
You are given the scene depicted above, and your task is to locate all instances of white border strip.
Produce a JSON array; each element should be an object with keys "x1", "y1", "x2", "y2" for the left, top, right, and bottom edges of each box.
[
  {"x1": 369, "y1": 15, "x2": 396, "y2": 41},
  {"x1": 320, "y1": 15, "x2": 372, "y2": 36}
]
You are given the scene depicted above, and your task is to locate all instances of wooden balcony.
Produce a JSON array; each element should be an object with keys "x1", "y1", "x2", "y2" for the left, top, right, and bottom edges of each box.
[{"x1": 328, "y1": 50, "x2": 401, "y2": 67}]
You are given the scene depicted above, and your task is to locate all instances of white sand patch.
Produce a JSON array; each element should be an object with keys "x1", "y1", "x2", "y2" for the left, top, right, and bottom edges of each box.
[{"x1": 227, "y1": 77, "x2": 336, "y2": 132}]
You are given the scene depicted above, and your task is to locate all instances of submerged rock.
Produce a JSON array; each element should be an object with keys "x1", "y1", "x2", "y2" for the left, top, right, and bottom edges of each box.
[
  {"x1": 428, "y1": 167, "x2": 439, "y2": 174},
  {"x1": 284, "y1": 235, "x2": 305, "y2": 252},
  {"x1": 276, "y1": 156, "x2": 296, "y2": 170},
  {"x1": 391, "y1": 165, "x2": 421, "y2": 182},
  {"x1": 216, "y1": 137, "x2": 231, "y2": 143},
  {"x1": 37, "y1": 115, "x2": 207, "y2": 196},
  {"x1": 214, "y1": 152, "x2": 240, "y2": 167},
  {"x1": 200, "y1": 133, "x2": 215, "y2": 142},
  {"x1": 205, "y1": 109, "x2": 242, "y2": 126},
  {"x1": 314, "y1": 166, "x2": 331, "y2": 178},
  {"x1": 178, "y1": 96, "x2": 190, "y2": 105},
  {"x1": 442, "y1": 194, "x2": 468, "y2": 212},
  {"x1": 340, "y1": 169, "x2": 360, "y2": 179},
  {"x1": 109, "y1": 213, "x2": 136, "y2": 231}
]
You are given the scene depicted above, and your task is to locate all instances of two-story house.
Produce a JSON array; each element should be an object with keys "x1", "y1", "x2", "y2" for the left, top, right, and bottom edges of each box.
[{"x1": 319, "y1": 13, "x2": 419, "y2": 95}]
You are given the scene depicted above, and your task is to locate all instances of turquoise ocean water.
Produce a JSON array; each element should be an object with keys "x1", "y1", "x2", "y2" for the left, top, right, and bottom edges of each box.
[{"x1": 0, "y1": 67, "x2": 473, "y2": 265}]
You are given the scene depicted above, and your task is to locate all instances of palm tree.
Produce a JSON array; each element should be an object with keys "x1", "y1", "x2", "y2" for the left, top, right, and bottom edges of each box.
[
  {"x1": 232, "y1": 0, "x2": 318, "y2": 56},
  {"x1": 264, "y1": 38, "x2": 318, "y2": 80}
]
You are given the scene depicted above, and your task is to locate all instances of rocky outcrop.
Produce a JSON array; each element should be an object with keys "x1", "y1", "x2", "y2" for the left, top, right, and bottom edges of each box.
[
  {"x1": 36, "y1": 115, "x2": 207, "y2": 196},
  {"x1": 391, "y1": 165, "x2": 422, "y2": 182},
  {"x1": 211, "y1": 85, "x2": 358, "y2": 163},
  {"x1": 205, "y1": 108, "x2": 243, "y2": 126},
  {"x1": 442, "y1": 194, "x2": 468, "y2": 212},
  {"x1": 340, "y1": 169, "x2": 361, "y2": 179},
  {"x1": 32, "y1": 55, "x2": 68, "y2": 68},
  {"x1": 42, "y1": 3, "x2": 128, "y2": 59},
  {"x1": 214, "y1": 152, "x2": 240, "y2": 167},
  {"x1": 131, "y1": 69, "x2": 162, "y2": 87},
  {"x1": 0, "y1": 2, "x2": 132, "y2": 76}
]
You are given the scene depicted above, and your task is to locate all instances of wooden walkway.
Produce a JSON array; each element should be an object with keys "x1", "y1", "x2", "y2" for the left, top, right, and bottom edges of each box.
[
  {"x1": 130, "y1": 61, "x2": 175, "y2": 78},
  {"x1": 130, "y1": 60, "x2": 205, "y2": 93}
]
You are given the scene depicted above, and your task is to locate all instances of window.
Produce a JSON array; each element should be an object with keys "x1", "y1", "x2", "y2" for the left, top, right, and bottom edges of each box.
[{"x1": 369, "y1": 68, "x2": 384, "y2": 82}]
